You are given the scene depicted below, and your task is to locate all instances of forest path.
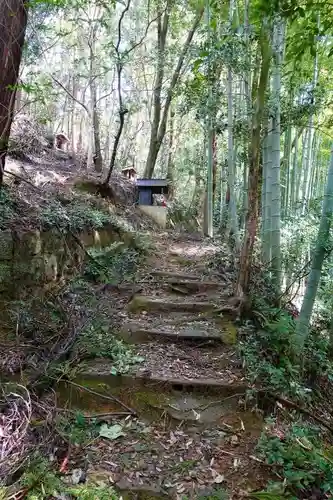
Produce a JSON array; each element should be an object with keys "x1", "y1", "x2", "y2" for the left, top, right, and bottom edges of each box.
[{"x1": 67, "y1": 231, "x2": 270, "y2": 499}]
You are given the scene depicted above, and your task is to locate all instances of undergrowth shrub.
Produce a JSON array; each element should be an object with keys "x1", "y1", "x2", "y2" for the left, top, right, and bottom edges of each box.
[
  {"x1": 256, "y1": 419, "x2": 333, "y2": 498},
  {"x1": 243, "y1": 298, "x2": 333, "y2": 401},
  {"x1": 40, "y1": 198, "x2": 126, "y2": 232},
  {"x1": 182, "y1": 490, "x2": 229, "y2": 500},
  {"x1": 242, "y1": 309, "x2": 306, "y2": 399},
  {"x1": 84, "y1": 242, "x2": 142, "y2": 283},
  {"x1": 167, "y1": 199, "x2": 199, "y2": 230},
  {"x1": 16, "y1": 452, "x2": 119, "y2": 499},
  {"x1": 0, "y1": 186, "x2": 18, "y2": 229},
  {"x1": 19, "y1": 455, "x2": 63, "y2": 499},
  {"x1": 57, "y1": 412, "x2": 99, "y2": 445},
  {"x1": 68, "y1": 484, "x2": 119, "y2": 499},
  {"x1": 77, "y1": 322, "x2": 144, "y2": 373}
]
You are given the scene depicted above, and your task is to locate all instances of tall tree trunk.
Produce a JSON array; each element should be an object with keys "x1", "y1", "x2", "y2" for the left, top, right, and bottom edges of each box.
[
  {"x1": 240, "y1": 0, "x2": 250, "y2": 230},
  {"x1": 14, "y1": 80, "x2": 22, "y2": 114},
  {"x1": 144, "y1": 0, "x2": 172, "y2": 178},
  {"x1": 144, "y1": 6, "x2": 204, "y2": 178},
  {"x1": 71, "y1": 71, "x2": 77, "y2": 151},
  {"x1": 190, "y1": 149, "x2": 204, "y2": 215},
  {"x1": 236, "y1": 23, "x2": 271, "y2": 297},
  {"x1": 89, "y1": 28, "x2": 103, "y2": 173},
  {"x1": 270, "y1": 16, "x2": 284, "y2": 293},
  {"x1": 166, "y1": 105, "x2": 175, "y2": 199},
  {"x1": 301, "y1": 47, "x2": 319, "y2": 214},
  {"x1": 261, "y1": 122, "x2": 272, "y2": 264},
  {"x1": 294, "y1": 145, "x2": 333, "y2": 355},
  {"x1": 203, "y1": 1, "x2": 214, "y2": 238},
  {"x1": 290, "y1": 127, "x2": 299, "y2": 210},
  {"x1": 282, "y1": 124, "x2": 292, "y2": 218},
  {"x1": 0, "y1": 0, "x2": 28, "y2": 185},
  {"x1": 212, "y1": 131, "x2": 217, "y2": 203},
  {"x1": 104, "y1": 0, "x2": 134, "y2": 183},
  {"x1": 226, "y1": 65, "x2": 240, "y2": 249},
  {"x1": 104, "y1": 61, "x2": 127, "y2": 183},
  {"x1": 296, "y1": 129, "x2": 308, "y2": 209}
]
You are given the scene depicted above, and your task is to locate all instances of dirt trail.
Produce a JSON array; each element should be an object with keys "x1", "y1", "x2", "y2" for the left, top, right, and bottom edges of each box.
[{"x1": 66, "y1": 231, "x2": 270, "y2": 498}]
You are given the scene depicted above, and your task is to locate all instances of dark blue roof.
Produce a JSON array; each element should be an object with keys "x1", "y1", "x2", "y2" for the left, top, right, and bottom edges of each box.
[{"x1": 136, "y1": 178, "x2": 168, "y2": 187}]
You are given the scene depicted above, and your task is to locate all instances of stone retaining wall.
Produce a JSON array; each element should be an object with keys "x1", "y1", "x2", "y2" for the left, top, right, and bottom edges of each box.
[{"x1": 0, "y1": 224, "x2": 135, "y2": 296}]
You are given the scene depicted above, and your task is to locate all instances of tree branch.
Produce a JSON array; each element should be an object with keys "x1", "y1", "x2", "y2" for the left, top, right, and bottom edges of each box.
[
  {"x1": 126, "y1": 0, "x2": 162, "y2": 55},
  {"x1": 116, "y1": 0, "x2": 131, "y2": 52},
  {"x1": 51, "y1": 75, "x2": 90, "y2": 115}
]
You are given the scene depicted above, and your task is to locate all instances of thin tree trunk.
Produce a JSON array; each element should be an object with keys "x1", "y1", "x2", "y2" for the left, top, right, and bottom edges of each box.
[
  {"x1": 294, "y1": 145, "x2": 333, "y2": 355},
  {"x1": 240, "y1": 0, "x2": 250, "y2": 230},
  {"x1": 89, "y1": 28, "x2": 103, "y2": 173},
  {"x1": 262, "y1": 123, "x2": 272, "y2": 264},
  {"x1": 301, "y1": 48, "x2": 319, "y2": 214},
  {"x1": 227, "y1": 65, "x2": 240, "y2": 249},
  {"x1": 166, "y1": 105, "x2": 175, "y2": 199},
  {"x1": 203, "y1": 1, "x2": 215, "y2": 238},
  {"x1": 236, "y1": 23, "x2": 271, "y2": 297},
  {"x1": 144, "y1": 0, "x2": 173, "y2": 179},
  {"x1": 283, "y1": 124, "x2": 292, "y2": 218},
  {"x1": 144, "y1": 6, "x2": 204, "y2": 178},
  {"x1": 296, "y1": 129, "x2": 308, "y2": 210},
  {"x1": 105, "y1": 61, "x2": 128, "y2": 183},
  {"x1": 270, "y1": 16, "x2": 284, "y2": 293},
  {"x1": 311, "y1": 136, "x2": 321, "y2": 200},
  {"x1": 290, "y1": 128, "x2": 299, "y2": 209}
]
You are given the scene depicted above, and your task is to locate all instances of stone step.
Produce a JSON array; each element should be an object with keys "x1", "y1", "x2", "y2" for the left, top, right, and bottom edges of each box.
[
  {"x1": 165, "y1": 278, "x2": 225, "y2": 294},
  {"x1": 133, "y1": 374, "x2": 247, "y2": 396},
  {"x1": 120, "y1": 322, "x2": 224, "y2": 343},
  {"x1": 78, "y1": 361, "x2": 248, "y2": 397},
  {"x1": 128, "y1": 295, "x2": 217, "y2": 314},
  {"x1": 150, "y1": 270, "x2": 205, "y2": 280}
]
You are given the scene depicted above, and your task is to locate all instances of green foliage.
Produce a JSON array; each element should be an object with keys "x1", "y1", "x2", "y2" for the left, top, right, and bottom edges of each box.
[
  {"x1": 242, "y1": 308, "x2": 305, "y2": 397},
  {"x1": 256, "y1": 420, "x2": 333, "y2": 497},
  {"x1": 9, "y1": 296, "x2": 67, "y2": 341},
  {"x1": 281, "y1": 212, "x2": 320, "y2": 283},
  {"x1": 250, "y1": 493, "x2": 290, "y2": 500},
  {"x1": 77, "y1": 321, "x2": 144, "y2": 373},
  {"x1": 84, "y1": 242, "x2": 141, "y2": 283},
  {"x1": 182, "y1": 490, "x2": 229, "y2": 500},
  {"x1": 167, "y1": 199, "x2": 200, "y2": 229},
  {"x1": 20, "y1": 455, "x2": 63, "y2": 499},
  {"x1": 68, "y1": 484, "x2": 119, "y2": 499},
  {"x1": 40, "y1": 198, "x2": 122, "y2": 232},
  {"x1": 57, "y1": 412, "x2": 99, "y2": 445},
  {"x1": 18, "y1": 452, "x2": 119, "y2": 499},
  {"x1": 243, "y1": 298, "x2": 333, "y2": 401},
  {"x1": 0, "y1": 187, "x2": 17, "y2": 229}
]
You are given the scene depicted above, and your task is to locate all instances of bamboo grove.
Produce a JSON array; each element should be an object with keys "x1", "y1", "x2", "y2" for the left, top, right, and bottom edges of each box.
[{"x1": 1, "y1": 0, "x2": 333, "y2": 354}]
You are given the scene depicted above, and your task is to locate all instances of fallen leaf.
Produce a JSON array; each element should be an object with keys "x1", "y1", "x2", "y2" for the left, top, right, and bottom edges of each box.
[
  {"x1": 214, "y1": 474, "x2": 225, "y2": 484},
  {"x1": 99, "y1": 423, "x2": 125, "y2": 440},
  {"x1": 231, "y1": 435, "x2": 238, "y2": 445}
]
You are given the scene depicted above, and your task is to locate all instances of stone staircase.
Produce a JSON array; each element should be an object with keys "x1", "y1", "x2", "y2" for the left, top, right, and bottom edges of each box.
[
  {"x1": 68, "y1": 233, "x2": 266, "y2": 498},
  {"x1": 82, "y1": 234, "x2": 246, "y2": 402}
]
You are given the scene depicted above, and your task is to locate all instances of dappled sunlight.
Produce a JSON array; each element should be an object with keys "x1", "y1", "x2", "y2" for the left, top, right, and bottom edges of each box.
[
  {"x1": 1, "y1": 0, "x2": 332, "y2": 495},
  {"x1": 169, "y1": 242, "x2": 218, "y2": 259}
]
